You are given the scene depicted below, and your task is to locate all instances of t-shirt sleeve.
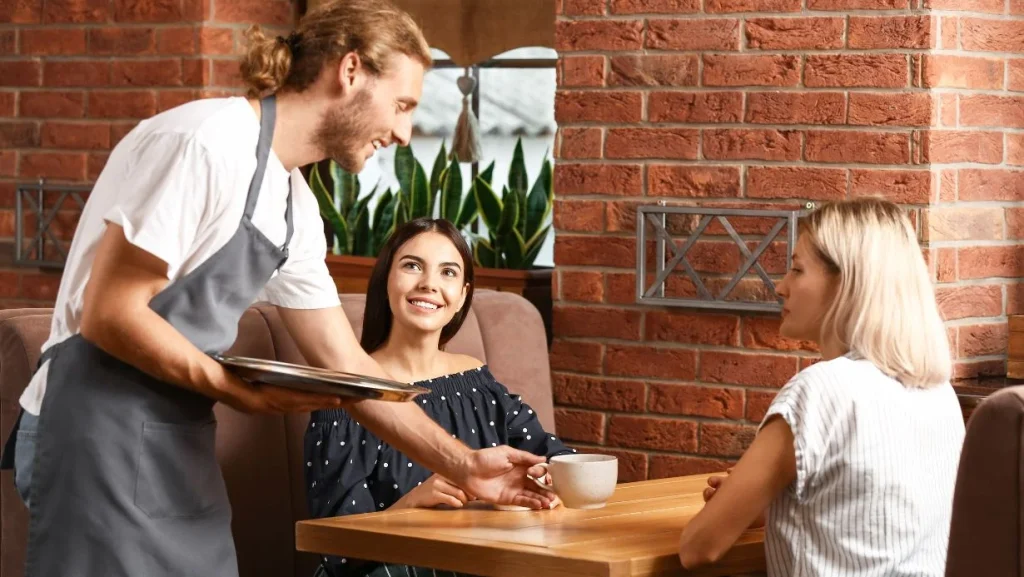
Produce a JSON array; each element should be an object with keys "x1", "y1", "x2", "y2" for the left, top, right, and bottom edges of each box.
[
  {"x1": 761, "y1": 368, "x2": 846, "y2": 503},
  {"x1": 259, "y1": 170, "x2": 342, "y2": 310},
  {"x1": 102, "y1": 133, "x2": 216, "y2": 278}
]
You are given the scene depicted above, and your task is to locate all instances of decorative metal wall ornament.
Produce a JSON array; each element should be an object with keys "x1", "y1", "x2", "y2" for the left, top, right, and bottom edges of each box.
[
  {"x1": 15, "y1": 179, "x2": 89, "y2": 269},
  {"x1": 635, "y1": 203, "x2": 815, "y2": 313}
]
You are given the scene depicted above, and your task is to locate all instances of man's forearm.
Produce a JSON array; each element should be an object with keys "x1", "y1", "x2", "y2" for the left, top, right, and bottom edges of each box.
[
  {"x1": 314, "y1": 347, "x2": 474, "y2": 481},
  {"x1": 79, "y1": 224, "x2": 229, "y2": 398},
  {"x1": 81, "y1": 301, "x2": 227, "y2": 397},
  {"x1": 276, "y1": 305, "x2": 473, "y2": 481},
  {"x1": 346, "y1": 399, "x2": 472, "y2": 480}
]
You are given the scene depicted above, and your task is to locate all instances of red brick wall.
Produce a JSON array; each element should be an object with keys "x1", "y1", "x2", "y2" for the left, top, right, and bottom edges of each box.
[
  {"x1": 0, "y1": 0, "x2": 295, "y2": 308},
  {"x1": 551, "y1": 0, "x2": 1024, "y2": 481}
]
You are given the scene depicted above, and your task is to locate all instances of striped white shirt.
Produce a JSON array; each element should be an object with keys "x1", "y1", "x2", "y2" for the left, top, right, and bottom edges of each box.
[{"x1": 761, "y1": 354, "x2": 965, "y2": 577}]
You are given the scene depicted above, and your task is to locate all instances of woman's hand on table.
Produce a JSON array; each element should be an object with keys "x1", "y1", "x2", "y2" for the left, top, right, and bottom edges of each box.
[
  {"x1": 392, "y1": 474, "x2": 473, "y2": 509},
  {"x1": 702, "y1": 468, "x2": 731, "y2": 503},
  {"x1": 702, "y1": 468, "x2": 765, "y2": 529}
]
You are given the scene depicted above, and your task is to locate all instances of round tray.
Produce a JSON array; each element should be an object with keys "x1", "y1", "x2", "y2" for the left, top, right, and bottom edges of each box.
[{"x1": 213, "y1": 354, "x2": 429, "y2": 402}]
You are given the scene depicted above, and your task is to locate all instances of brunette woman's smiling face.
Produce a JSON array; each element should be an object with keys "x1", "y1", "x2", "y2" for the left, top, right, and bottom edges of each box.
[{"x1": 386, "y1": 231, "x2": 469, "y2": 336}]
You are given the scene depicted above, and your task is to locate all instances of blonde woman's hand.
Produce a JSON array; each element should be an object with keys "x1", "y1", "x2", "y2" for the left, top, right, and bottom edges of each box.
[
  {"x1": 702, "y1": 468, "x2": 765, "y2": 528},
  {"x1": 392, "y1": 474, "x2": 473, "y2": 510},
  {"x1": 702, "y1": 468, "x2": 732, "y2": 503}
]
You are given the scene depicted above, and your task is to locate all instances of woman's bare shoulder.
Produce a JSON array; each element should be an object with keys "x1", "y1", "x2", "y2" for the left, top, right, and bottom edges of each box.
[{"x1": 443, "y1": 352, "x2": 485, "y2": 373}]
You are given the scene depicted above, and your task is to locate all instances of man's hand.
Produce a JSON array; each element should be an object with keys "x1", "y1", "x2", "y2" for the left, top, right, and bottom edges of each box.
[
  {"x1": 452, "y1": 446, "x2": 556, "y2": 510},
  {"x1": 81, "y1": 224, "x2": 344, "y2": 414},
  {"x1": 275, "y1": 306, "x2": 554, "y2": 509},
  {"x1": 392, "y1": 474, "x2": 472, "y2": 510},
  {"x1": 207, "y1": 374, "x2": 349, "y2": 415}
]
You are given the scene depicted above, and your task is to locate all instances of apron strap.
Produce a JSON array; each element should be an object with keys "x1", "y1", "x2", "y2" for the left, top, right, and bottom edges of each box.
[
  {"x1": 242, "y1": 95, "x2": 278, "y2": 221},
  {"x1": 283, "y1": 175, "x2": 294, "y2": 252},
  {"x1": 246, "y1": 94, "x2": 294, "y2": 254}
]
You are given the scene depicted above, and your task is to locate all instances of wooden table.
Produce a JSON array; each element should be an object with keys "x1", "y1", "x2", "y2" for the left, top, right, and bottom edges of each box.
[{"x1": 296, "y1": 473, "x2": 766, "y2": 577}]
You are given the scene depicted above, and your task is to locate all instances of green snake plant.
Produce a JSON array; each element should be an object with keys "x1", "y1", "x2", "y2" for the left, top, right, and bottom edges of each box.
[
  {"x1": 469, "y1": 138, "x2": 553, "y2": 270},
  {"x1": 308, "y1": 142, "x2": 478, "y2": 257},
  {"x1": 308, "y1": 138, "x2": 552, "y2": 270}
]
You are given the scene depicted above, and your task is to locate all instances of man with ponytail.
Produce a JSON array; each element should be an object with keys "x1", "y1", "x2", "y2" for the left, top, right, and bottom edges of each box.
[{"x1": 0, "y1": 2, "x2": 555, "y2": 576}]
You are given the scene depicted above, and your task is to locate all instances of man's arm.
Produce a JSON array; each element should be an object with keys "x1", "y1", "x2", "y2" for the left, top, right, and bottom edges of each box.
[
  {"x1": 79, "y1": 224, "x2": 345, "y2": 414},
  {"x1": 276, "y1": 305, "x2": 555, "y2": 509},
  {"x1": 275, "y1": 305, "x2": 473, "y2": 476}
]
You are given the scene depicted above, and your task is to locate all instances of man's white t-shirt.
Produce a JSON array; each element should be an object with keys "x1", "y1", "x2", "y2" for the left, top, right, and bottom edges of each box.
[{"x1": 19, "y1": 96, "x2": 341, "y2": 415}]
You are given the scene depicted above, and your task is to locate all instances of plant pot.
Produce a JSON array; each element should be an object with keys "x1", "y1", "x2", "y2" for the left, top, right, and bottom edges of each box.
[
  {"x1": 324, "y1": 255, "x2": 554, "y2": 347},
  {"x1": 324, "y1": 255, "x2": 379, "y2": 295}
]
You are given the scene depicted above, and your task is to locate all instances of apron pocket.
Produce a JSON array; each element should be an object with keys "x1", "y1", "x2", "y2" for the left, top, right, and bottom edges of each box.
[
  {"x1": 135, "y1": 420, "x2": 226, "y2": 519},
  {"x1": 14, "y1": 428, "x2": 37, "y2": 506}
]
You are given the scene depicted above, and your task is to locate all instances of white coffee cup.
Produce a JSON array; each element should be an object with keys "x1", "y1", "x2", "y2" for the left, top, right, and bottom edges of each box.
[{"x1": 530, "y1": 454, "x2": 618, "y2": 509}]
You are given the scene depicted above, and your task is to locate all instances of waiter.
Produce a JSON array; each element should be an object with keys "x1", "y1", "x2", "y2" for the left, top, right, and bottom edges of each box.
[{"x1": 0, "y1": 1, "x2": 554, "y2": 575}]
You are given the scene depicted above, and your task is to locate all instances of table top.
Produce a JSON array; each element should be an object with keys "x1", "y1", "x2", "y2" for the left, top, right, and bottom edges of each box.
[{"x1": 296, "y1": 473, "x2": 766, "y2": 577}]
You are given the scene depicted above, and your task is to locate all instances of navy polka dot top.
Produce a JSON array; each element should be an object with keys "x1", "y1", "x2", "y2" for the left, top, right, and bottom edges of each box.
[{"x1": 303, "y1": 365, "x2": 574, "y2": 577}]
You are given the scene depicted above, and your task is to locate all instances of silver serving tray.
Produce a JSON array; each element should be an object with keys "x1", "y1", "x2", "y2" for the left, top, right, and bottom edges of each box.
[{"x1": 212, "y1": 354, "x2": 429, "y2": 402}]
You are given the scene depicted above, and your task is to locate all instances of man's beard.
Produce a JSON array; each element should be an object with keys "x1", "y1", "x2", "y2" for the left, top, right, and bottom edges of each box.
[{"x1": 313, "y1": 87, "x2": 375, "y2": 173}]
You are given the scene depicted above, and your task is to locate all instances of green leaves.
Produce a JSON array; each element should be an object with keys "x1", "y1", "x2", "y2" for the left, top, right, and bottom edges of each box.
[
  {"x1": 455, "y1": 187, "x2": 477, "y2": 230},
  {"x1": 351, "y1": 201, "x2": 371, "y2": 256},
  {"x1": 503, "y1": 229, "x2": 526, "y2": 269},
  {"x1": 525, "y1": 159, "x2": 552, "y2": 243},
  {"x1": 479, "y1": 160, "x2": 495, "y2": 187},
  {"x1": 395, "y1": 143, "x2": 432, "y2": 221},
  {"x1": 395, "y1": 144, "x2": 415, "y2": 208},
  {"x1": 348, "y1": 190, "x2": 374, "y2": 253},
  {"x1": 468, "y1": 136, "x2": 554, "y2": 270},
  {"x1": 309, "y1": 162, "x2": 349, "y2": 255},
  {"x1": 373, "y1": 190, "x2": 400, "y2": 256},
  {"x1": 410, "y1": 161, "x2": 429, "y2": 219},
  {"x1": 396, "y1": 198, "x2": 410, "y2": 227},
  {"x1": 495, "y1": 185, "x2": 519, "y2": 238},
  {"x1": 372, "y1": 189, "x2": 394, "y2": 235},
  {"x1": 522, "y1": 224, "x2": 548, "y2": 268},
  {"x1": 330, "y1": 160, "x2": 359, "y2": 216},
  {"x1": 507, "y1": 139, "x2": 527, "y2": 194},
  {"x1": 473, "y1": 176, "x2": 503, "y2": 232},
  {"x1": 440, "y1": 152, "x2": 463, "y2": 222},
  {"x1": 473, "y1": 237, "x2": 497, "y2": 268},
  {"x1": 307, "y1": 137, "x2": 551, "y2": 270},
  {"x1": 429, "y1": 142, "x2": 447, "y2": 216}
]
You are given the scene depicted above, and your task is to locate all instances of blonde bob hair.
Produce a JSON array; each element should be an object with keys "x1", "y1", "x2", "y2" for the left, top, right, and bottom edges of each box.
[{"x1": 801, "y1": 197, "x2": 951, "y2": 388}]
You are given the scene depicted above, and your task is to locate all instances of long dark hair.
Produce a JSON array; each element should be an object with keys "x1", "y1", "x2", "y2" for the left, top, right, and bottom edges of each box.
[{"x1": 360, "y1": 218, "x2": 475, "y2": 354}]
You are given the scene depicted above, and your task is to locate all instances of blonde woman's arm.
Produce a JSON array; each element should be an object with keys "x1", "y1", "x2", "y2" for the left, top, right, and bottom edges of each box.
[{"x1": 677, "y1": 416, "x2": 797, "y2": 568}]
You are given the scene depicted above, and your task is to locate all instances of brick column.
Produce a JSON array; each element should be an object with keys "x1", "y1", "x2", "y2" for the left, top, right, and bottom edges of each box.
[
  {"x1": 552, "y1": 0, "x2": 1024, "y2": 481},
  {"x1": 922, "y1": 2, "x2": 1023, "y2": 378},
  {"x1": 0, "y1": 0, "x2": 295, "y2": 308}
]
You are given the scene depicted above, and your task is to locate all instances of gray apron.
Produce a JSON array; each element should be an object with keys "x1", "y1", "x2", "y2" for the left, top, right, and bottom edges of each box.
[{"x1": 19, "y1": 94, "x2": 293, "y2": 577}]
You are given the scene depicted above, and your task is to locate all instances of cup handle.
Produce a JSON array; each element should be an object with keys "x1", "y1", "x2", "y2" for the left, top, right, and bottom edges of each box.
[{"x1": 527, "y1": 462, "x2": 551, "y2": 490}]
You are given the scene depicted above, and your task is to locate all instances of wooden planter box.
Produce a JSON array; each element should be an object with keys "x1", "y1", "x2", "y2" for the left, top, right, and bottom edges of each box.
[{"x1": 325, "y1": 255, "x2": 554, "y2": 347}]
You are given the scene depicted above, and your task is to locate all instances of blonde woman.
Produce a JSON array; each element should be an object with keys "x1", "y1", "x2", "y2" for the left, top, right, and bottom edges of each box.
[{"x1": 679, "y1": 198, "x2": 964, "y2": 576}]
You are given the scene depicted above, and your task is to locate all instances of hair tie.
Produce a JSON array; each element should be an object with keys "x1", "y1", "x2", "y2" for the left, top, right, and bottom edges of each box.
[{"x1": 276, "y1": 32, "x2": 301, "y2": 51}]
